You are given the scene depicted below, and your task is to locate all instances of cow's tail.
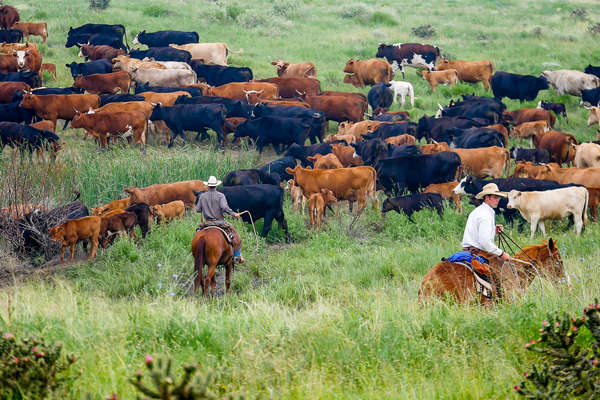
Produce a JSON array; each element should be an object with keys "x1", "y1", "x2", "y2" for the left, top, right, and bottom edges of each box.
[
  {"x1": 228, "y1": 46, "x2": 244, "y2": 55},
  {"x1": 502, "y1": 148, "x2": 510, "y2": 177},
  {"x1": 583, "y1": 188, "x2": 589, "y2": 225},
  {"x1": 387, "y1": 64, "x2": 394, "y2": 82},
  {"x1": 367, "y1": 166, "x2": 380, "y2": 214},
  {"x1": 488, "y1": 61, "x2": 494, "y2": 74}
]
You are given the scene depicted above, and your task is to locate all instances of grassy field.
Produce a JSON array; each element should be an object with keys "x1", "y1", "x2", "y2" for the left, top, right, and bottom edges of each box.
[{"x1": 1, "y1": 0, "x2": 600, "y2": 398}]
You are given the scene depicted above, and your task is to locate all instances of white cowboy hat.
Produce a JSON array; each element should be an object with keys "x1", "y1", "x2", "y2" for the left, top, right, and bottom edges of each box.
[
  {"x1": 475, "y1": 183, "x2": 507, "y2": 199},
  {"x1": 203, "y1": 176, "x2": 222, "y2": 187}
]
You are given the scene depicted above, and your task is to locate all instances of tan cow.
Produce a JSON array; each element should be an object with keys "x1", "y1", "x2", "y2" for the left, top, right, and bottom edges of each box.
[
  {"x1": 511, "y1": 162, "x2": 600, "y2": 188},
  {"x1": 12, "y1": 22, "x2": 48, "y2": 43},
  {"x1": 112, "y1": 55, "x2": 167, "y2": 72},
  {"x1": 306, "y1": 153, "x2": 343, "y2": 169},
  {"x1": 308, "y1": 189, "x2": 337, "y2": 229},
  {"x1": 435, "y1": 58, "x2": 494, "y2": 90},
  {"x1": 169, "y1": 43, "x2": 242, "y2": 66},
  {"x1": 429, "y1": 146, "x2": 509, "y2": 179},
  {"x1": 343, "y1": 58, "x2": 393, "y2": 87},
  {"x1": 511, "y1": 120, "x2": 551, "y2": 147},
  {"x1": 420, "y1": 142, "x2": 451, "y2": 155},
  {"x1": 385, "y1": 134, "x2": 416, "y2": 146},
  {"x1": 271, "y1": 59, "x2": 317, "y2": 78},
  {"x1": 574, "y1": 142, "x2": 600, "y2": 168},
  {"x1": 324, "y1": 133, "x2": 356, "y2": 144},
  {"x1": 337, "y1": 120, "x2": 382, "y2": 141},
  {"x1": 150, "y1": 200, "x2": 185, "y2": 224},
  {"x1": 92, "y1": 198, "x2": 131, "y2": 216},
  {"x1": 124, "y1": 180, "x2": 208, "y2": 207},
  {"x1": 331, "y1": 143, "x2": 363, "y2": 167},
  {"x1": 47, "y1": 216, "x2": 101, "y2": 262},
  {"x1": 586, "y1": 106, "x2": 600, "y2": 129},
  {"x1": 207, "y1": 82, "x2": 278, "y2": 102},
  {"x1": 424, "y1": 182, "x2": 462, "y2": 213},
  {"x1": 418, "y1": 69, "x2": 458, "y2": 91},
  {"x1": 286, "y1": 179, "x2": 306, "y2": 215}
]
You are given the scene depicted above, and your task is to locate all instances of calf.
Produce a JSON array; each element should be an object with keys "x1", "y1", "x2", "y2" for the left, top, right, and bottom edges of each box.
[
  {"x1": 306, "y1": 153, "x2": 343, "y2": 169},
  {"x1": 71, "y1": 111, "x2": 147, "y2": 147},
  {"x1": 99, "y1": 211, "x2": 137, "y2": 247},
  {"x1": 507, "y1": 187, "x2": 588, "y2": 239},
  {"x1": 511, "y1": 120, "x2": 550, "y2": 147},
  {"x1": 125, "y1": 202, "x2": 151, "y2": 239},
  {"x1": 125, "y1": 180, "x2": 207, "y2": 208},
  {"x1": 367, "y1": 82, "x2": 393, "y2": 111},
  {"x1": 337, "y1": 120, "x2": 382, "y2": 140},
  {"x1": 92, "y1": 198, "x2": 131, "y2": 216},
  {"x1": 424, "y1": 182, "x2": 462, "y2": 213},
  {"x1": 0, "y1": 81, "x2": 29, "y2": 103},
  {"x1": 537, "y1": 100, "x2": 567, "y2": 121},
  {"x1": 150, "y1": 200, "x2": 185, "y2": 224},
  {"x1": 73, "y1": 71, "x2": 131, "y2": 95},
  {"x1": 435, "y1": 58, "x2": 494, "y2": 90},
  {"x1": 324, "y1": 133, "x2": 356, "y2": 145},
  {"x1": 78, "y1": 44, "x2": 124, "y2": 61},
  {"x1": 30, "y1": 120, "x2": 56, "y2": 132},
  {"x1": 271, "y1": 59, "x2": 317, "y2": 79},
  {"x1": 389, "y1": 81, "x2": 414, "y2": 108},
  {"x1": 586, "y1": 106, "x2": 600, "y2": 129},
  {"x1": 418, "y1": 69, "x2": 458, "y2": 91},
  {"x1": 510, "y1": 147, "x2": 551, "y2": 164},
  {"x1": 331, "y1": 143, "x2": 363, "y2": 167},
  {"x1": 47, "y1": 216, "x2": 101, "y2": 262},
  {"x1": 308, "y1": 189, "x2": 337, "y2": 229},
  {"x1": 40, "y1": 63, "x2": 57, "y2": 82},
  {"x1": 385, "y1": 134, "x2": 416, "y2": 146},
  {"x1": 343, "y1": 58, "x2": 393, "y2": 87},
  {"x1": 286, "y1": 179, "x2": 306, "y2": 215},
  {"x1": 12, "y1": 22, "x2": 47, "y2": 43},
  {"x1": 382, "y1": 193, "x2": 444, "y2": 222}
]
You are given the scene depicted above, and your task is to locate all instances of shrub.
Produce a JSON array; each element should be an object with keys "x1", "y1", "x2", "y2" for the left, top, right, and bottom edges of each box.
[
  {"x1": 143, "y1": 6, "x2": 168, "y2": 18},
  {"x1": 271, "y1": 0, "x2": 299, "y2": 18},
  {"x1": 571, "y1": 8, "x2": 587, "y2": 19},
  {"x1": 412, "y1": 24, "x2": 436, "y2": 38},
  {"x1": 226, "y1": 5, "x2": 243, "y2": 20},
  {"x1": 89, "y1": 0, "x2": 110, "y2": 10},
  {"x1": 339, "y1": 4, "x2": 372, "y2": 21},
  {"x1": 237, "y1": 10, "x2": 268, "y2": 29},
  {"x1": 588, "y1": 23, "x2": 600, "y2": 36},
  {"x1": 515, "y1": 301, "x2": 600, "y2": 398},
  {"x1": 0, "y1": 333, "x2": 77, "y2": 399}
]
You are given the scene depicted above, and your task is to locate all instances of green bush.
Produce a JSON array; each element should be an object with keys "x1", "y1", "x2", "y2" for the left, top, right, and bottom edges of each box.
[
  {"x1": 0, "y1": 333, "x2": 77, "y2": 399},
  {"x1": 271, "y1": 0, "x2": 299, "y2": 18},
  {"x1": 226, "y1": 5, "x2": 243, "y2": 20},
  {"x1": 339, "y1": 4, "x2": 371, "y2": 20},
  {"x1": 143, "y1": 6, "x2": 168, "y2": 18},
  {"x1": 89, "y1": 0, "x2": 110, "y2": 10}
]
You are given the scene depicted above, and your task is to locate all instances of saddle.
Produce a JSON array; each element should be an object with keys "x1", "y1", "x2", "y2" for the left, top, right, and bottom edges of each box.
[
  {"x1": 442, "y1": 251, "x2": 494, "y2": 300},
  {"x1": 197, "y1": 221, "x2": 235, "y2": 246}
]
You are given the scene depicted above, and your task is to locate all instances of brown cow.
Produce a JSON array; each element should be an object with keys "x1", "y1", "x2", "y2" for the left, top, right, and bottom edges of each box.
[
  {"x1": 12, "y1": 22, "x2": 47, "y2": 43},
  {"x1": 308, "y1": 189, "x2": 338, "y2": 229},
  {"x1": 418, "y1": 69, "x2": 458, "y2": 91},
  {"x1": 449, "y1": 146, "x2": 509, "y2": 179},
  {"x1": 306, "y1": 153, "x2": 343, "y2": 169},
  {"x1": 343, "y1": 58, "x2": 393, "y2": 87},
  {"x1": 271, "y1": 60, "x2": 317, "y2": 79},
  {"x1": 258, "y1": 99, "x2": 310, "y2": 108},
  {"x1": 511, "y1": 162, "x2": 600, "y2": 188},
  {"x1": 424, "y1": 182, "x2": 462, "y2": 213},
  {"x1": 29, "y1": 120, "x2": 56, "y2": 132},
  {"x1": 485, "y1": 124, "x2": 509, "y2": 146},
  {"x1": 79, "y1": 44, "x2": 125, "y2": 61},
  {"x1": 385, "y1": 134, "x2": 416, "y2": 146},
  {"x1": 19, "y1": 93, "x2": 101, "y2": 127},
  {"x1": 534, "y1": 131, "x2": 577, "y2": 166},
  {"x1": 256, "y1": 77, "x2": 321, "y2": 98},
  {"x1": 47, "y1": 216, "x2": 101, "y2": 262},
  {"x1": 503, "y1": 108, "x2": 555, "y2": 128},
  {"x1": 0, "y1": 6, "x2": 19, "y2": 30},
  {"x1": 40, "y1": 63, "x2": 57, "y2": 82},
  {"x1": 124, "y1": 180, "x2": 208, "y2": 207},
  {"x1": 74, "y1": 71, "x2": 131, "y2": 95},
  {"x1": 71, "y1": 111, "x2": 147, "y2": 147},
  {"x1": 337, "y1": 121, "x2": 382, "y2": 140},
  {"x1": 99, "y1": 211, "x2": 138, "y2": 247},
  {"x1": 511, "y1": 120, "x2": 551, "y2": 147},
  {"x1": 319, "y1": 90, "x2": 368, "y2": 115},
  {"x1": 324, "y1": 133, "x2": 356, "y2": 144},
  {"x1": 304, "y1": 94, "x2": 364, "y2": 122},
  {"x1": 0, "y1": 81, "x2": 29, "y2": 103},
  {"x1": 93, "y1": 101, "x2": 154, "y2": 118},
  {"x1": 139, "y1": 91, "x2": 191, "y2": 106},
  {"x1": 436, "y1": 58, "x2": 494, "y2": 90},
  {"x1": 0, "y1": 54, "x2": 20, "y2": 74},
  {"x1": 92, "y1": 198, "x2": 131, "y2": 216},
  {"x1": 331, "y1": 143, "x2": 363, "y2": 167},
  {"x1": 208, "y1": 82, "x2": 278, "y2": 104},
  {"x1": 420, "y1": 142, "x2": 451, "y2": 155},
  {"x1": 150, "y1": 200, "x2": 185, "y2": 224},
  {"x1": 286, "y1": 179, "x2": 306, "y2": 214}
]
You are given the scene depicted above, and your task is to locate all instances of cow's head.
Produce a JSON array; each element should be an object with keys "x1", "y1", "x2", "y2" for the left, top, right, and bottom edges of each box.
[
  {"x1": 375, "y1": 44, "x2": 387, "y2": 58},
  {"x1": 13, "y1": 49, "x2": 28, "y2": 69},
  {"x1": 47, "y1": 224, "x2": 65, "y2": 242},
  {"x1": 511, "y1": 161, "x2": 540, "y2": 178},
  {"x1": 506, "y1": 190, "x2": 521, "y2": 209},
  {"x1": 271, "y1": 59, "x2": 288, "y2": 75},
  {"x1": 536, "y1": 75, "x2": 549, "y2": 90},
  {"x1": 77, "y1": 44, "x2": 87, "y2": 57},
  {"x1": 244, "y1": 89, "x2": 264, "y2": 105},
  {"x1": 586, "y1": 106, "x2": 600, "y2": 126},
  {"x1": 343, "y1": 59, "x2": 357, "y2": 73},
  {"x1": 452, "y1": 176, "x2": 471, "y2": 196},
  {"x1": 343, "y1": 74, "x2": 360, "y2": 87},
  {"x1": 321, "y1": 188, "x2": 337, "y2": 205}
]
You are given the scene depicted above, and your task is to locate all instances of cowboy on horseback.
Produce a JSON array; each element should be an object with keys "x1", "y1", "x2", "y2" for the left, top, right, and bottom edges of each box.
[
  {"x1": 462, "y1": 183, "x2": 513, "y2": 265},
  {"x1": 195, "y1": 176, "x2": 245, "y2": 264}
]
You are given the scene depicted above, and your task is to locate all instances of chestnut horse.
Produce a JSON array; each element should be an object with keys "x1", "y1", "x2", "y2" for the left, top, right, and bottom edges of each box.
[
  {"x1": 419, "y1": 238, "x2": 565, "y2": 304},
  {"x1": 191, "y1": 227, "x2": 234, "y2": 296}
]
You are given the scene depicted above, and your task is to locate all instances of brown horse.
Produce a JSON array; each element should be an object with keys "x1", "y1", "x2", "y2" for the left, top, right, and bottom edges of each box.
[
  {"x1": 418, "y1": 238, "x2": 565, "y2": 304},
  {"x1": 191, "y1": 227, "x2": 234, "y2": 296}
]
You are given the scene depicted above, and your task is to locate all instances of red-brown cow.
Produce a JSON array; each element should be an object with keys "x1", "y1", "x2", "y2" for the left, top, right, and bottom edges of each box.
[
  {"x1": 304, "y1": 94, "x2": 364, "y2": 122},
  {"x1": 71, "y1": 111, "x2": 147, "y2": 148},
  {"x1": 0, "y1": 81, "x2": 29, "y2": 103},
  {"x1": 12, "y1": 22, "x2": 47, "y2": 43},
  {"x1": 19, "y1": 93, "x2": 101, "y2": 127},
  {"x1": 74, "y1": 71, "x2": 131, "y2": 95},
  {"x1": 503, "y1": 108, "x2": 556, "y2": 128},
  {"x1": 0, "y1": 6, "x2": 19, "y2": 30},
  {"x1": 78, "y1": 44, "x2": 125, "y2": 61},
  {"x1": 534, "y1": 131, "x2": 577, "y2": 166},
  {"x1": 256, "y1": 77, "x2": 321, "y2": 98},
  {"x1": 271, "y1": 59, "x2": 317, "y2": 79}
]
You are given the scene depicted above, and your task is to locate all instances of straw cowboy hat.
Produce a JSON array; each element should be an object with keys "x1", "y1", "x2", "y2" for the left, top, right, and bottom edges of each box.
[
  {"x1": 475, "y1": 183, "x2": 507, "y2": 199},
  {"x1": 203, "y1": 176, "x2": 222, "y2": 187}
]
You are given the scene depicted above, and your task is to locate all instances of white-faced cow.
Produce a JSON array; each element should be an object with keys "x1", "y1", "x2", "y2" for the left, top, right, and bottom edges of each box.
[{"x1": 375, "y1": 43, "x2": 440, "y2": 79}]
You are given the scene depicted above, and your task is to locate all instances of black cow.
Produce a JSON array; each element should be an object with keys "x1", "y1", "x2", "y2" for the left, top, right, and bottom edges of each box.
[
  {"x1": 0, "y1": 102, "x2": 35, "y2": 124},
  {"x1": 368, "y1": 110, "x2": 410, "y2": 122},
  {"x1": 252, "y1": 103, "x2": 326, "y2": 144},
  {"x1": 375, "y1": 152, "x2": 461, "y2": 195},
  {"x1": 352, "y1": 139, "x2": 388, "y2": 165},
  {"x1": 581, "y1": 87, "x2": 600, "y2": 106},
  {"x1": 387, "y1": 144, "x2": 421, "y2": 158},
  {"x1": 417, "y1": 115, "x2": 486, "y2": 143},
  {"x1": 133, "y1": 30, "x2": 199, "y2": 47},
  {"x1": 191, "y1": 62, "x2": 253, "y2": 86},
  {"x1": 129, "y1": 47, "x2": 192, "y2": 64},
  {"x1": 100, "y1": 94, "x2": 145, "y2": 106},
  {"x1": 284, "y1": 143, "x2": 332, "y2": 166},
  {"x1": 85, "y1": 33, "x2": 127, "y2": 50},
  {"x1": 223, "y1": 169, "x2": 281, "y2": 186},
  {"x1": 448, "y1": 127, "x2": 505, "y2": 148},
  {"x1": 11, "y1": 87, "x2": 84, "y2": 103},
  {"x1": 125, "y1": 202, "x2": 151, "y2": 239},
  {"x1": 509, "y1": 147, "x2": 551, "y2": 164},
  {"x1": 259, "y1": 156, "x2": 296, "y2": 181},
  {"x1": 66, "y1": 23, "x2": 127, "y2": 49},
  {"x1": 537, "y1": 100, "x2": 567, "y2": 121},
  {"x1": 0, "y1": 29, "x2": 22, "y2": 43},
  {"x1": 0, "y1": 122, "x2": 59, "y2": 154},
  {"x1": 382, "y1": 193, "x2": 444, "y2": 221},
  {"x1": 66, "y1": 59, "x2": 113, "y2": 78},
  {"x1": 234, "y1": 117, "x2": 311, "y2": 154},
  {"x1": 585, "y1": 64, "x2": 600, "y2": 79},
  {"x1": 194, "y1": 185, "x2": 290, "y2": 241},
  {"x1": 375, "y1": 43, "x2": 440, "y2": 79},
  {"x1": 438, "y1": 95, "x2": 506, "y2": 124},
  {"x1": 367, "y1": 83, "x2": 393, "y2": 111},
  {"x1": 175, "y1": 95, "x2": 251, "y2": 118},
  {"x1": 134, "y1": 83, "x2": 203, "y2": 97},
  {"x1": 491, "y1": 71, "x2": 549, "y2": 102},
  {"x1": 149, "y1": 103, "x2": 229, "y2": 147},
  {"x1": 363, "y1": 122, "x2": 418, "y2": 140},
  {"x1": 0, "y1": 71, "x2": 41, "y2": 88}
]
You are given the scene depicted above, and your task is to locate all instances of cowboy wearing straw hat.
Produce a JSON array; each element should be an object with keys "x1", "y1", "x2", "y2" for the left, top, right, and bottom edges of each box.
[
  {"x1": 195, "y1": 176, "x2": 244, "y2": 264},
  {"x1": 462, "y1": 183, "x2": 512, "y2": 264}
]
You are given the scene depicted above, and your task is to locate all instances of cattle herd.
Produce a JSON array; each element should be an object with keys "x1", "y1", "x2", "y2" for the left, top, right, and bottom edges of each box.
[{"x1": 2, "y1": 4, "x2": 600, "y2": 296}]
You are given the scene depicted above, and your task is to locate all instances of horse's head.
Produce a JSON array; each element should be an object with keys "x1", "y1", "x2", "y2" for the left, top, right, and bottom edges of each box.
[
  {"x1": 514, "y1": 238, "x2": 565, "y2": 285},
  {"x1": 545, "y1": 238, "x2": 565, "y2": 282}
]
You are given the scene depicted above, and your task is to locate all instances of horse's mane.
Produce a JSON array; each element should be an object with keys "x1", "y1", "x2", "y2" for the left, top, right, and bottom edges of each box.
[{"x1": 514, "y1": 242, "x2": 547, "y2": 259}]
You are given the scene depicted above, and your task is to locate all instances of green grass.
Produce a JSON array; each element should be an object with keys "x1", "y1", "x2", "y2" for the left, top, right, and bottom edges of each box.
[{"x1": 2, "y1": 0, "x2": 600, "y2": 398}]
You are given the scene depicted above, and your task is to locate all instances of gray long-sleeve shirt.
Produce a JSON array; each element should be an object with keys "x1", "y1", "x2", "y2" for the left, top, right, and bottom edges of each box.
[{"x1": 195, "y1": 189, "x2": 235, "y2": 220}]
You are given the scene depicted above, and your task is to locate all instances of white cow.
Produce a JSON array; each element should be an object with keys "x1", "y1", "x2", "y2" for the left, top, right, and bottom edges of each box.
[
  {"x1": 130, "y1": 68, "x2": 197, "y2": 87},
  {"x1": 541, "y1": 69, "x2": 600, "y2": 96},
  {"x1": 169, "y1": 43, "x2": 242, "y2": 66},
  {"x1": 574, "y1": 142, "x2": 600, "y2": 168},
  {"x1": 507, "y1": 187, "x2": 588, "y2": 239},
  {"x1": 388, "y1": 81, "x2": 414, "y2": 108},
  {"x1": 586, "y1": 105, "x2": 600, "y2": 129}
]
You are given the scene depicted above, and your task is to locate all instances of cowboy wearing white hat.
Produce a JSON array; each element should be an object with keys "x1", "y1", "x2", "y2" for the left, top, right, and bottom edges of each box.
[
  {"x1": 195, "y1": 176, "x2": 244, "y2": 264},
  {"x1": 461, "y1": 183, "x2": 512, "y2": 263}
]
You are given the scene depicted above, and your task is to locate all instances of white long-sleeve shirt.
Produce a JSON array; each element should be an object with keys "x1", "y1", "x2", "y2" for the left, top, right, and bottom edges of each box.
[{"x1": 461, "y1": 202, "x2": 503, "y2": 256}]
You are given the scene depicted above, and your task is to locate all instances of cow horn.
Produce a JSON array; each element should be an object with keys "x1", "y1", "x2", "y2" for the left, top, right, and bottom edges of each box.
[
  {"x1": 258, "y1": 89, "x2": 264, "y2": 94},
  {"x1": 73, "y1": 108, "x2": 80, "y2": 114}
]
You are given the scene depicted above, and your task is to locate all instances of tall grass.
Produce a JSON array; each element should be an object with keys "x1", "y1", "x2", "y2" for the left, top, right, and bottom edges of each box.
[{"x1": 1, "y1": 0, "x2": 600, "y2": 398}]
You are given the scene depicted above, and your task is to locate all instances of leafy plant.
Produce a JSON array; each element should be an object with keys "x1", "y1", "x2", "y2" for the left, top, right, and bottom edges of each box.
[
  {"x1": 412, "y1": 24, "x2": 436, "y2": 38},
  {"x1": 588, "y1": 23, "x2": 600, "y2": 36},
  {"x1": 0, "y1": 332, "x2": 77, "y2": 399},
  {"x1": 515, "y1": 301, "x2": 600, "y2": 399},
  {"x1": 226, "y1": 5, "x2": 243, "y2": 20},
  {"x1": 89, "y1": 0, "x2": 110, "y2": 10}
]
